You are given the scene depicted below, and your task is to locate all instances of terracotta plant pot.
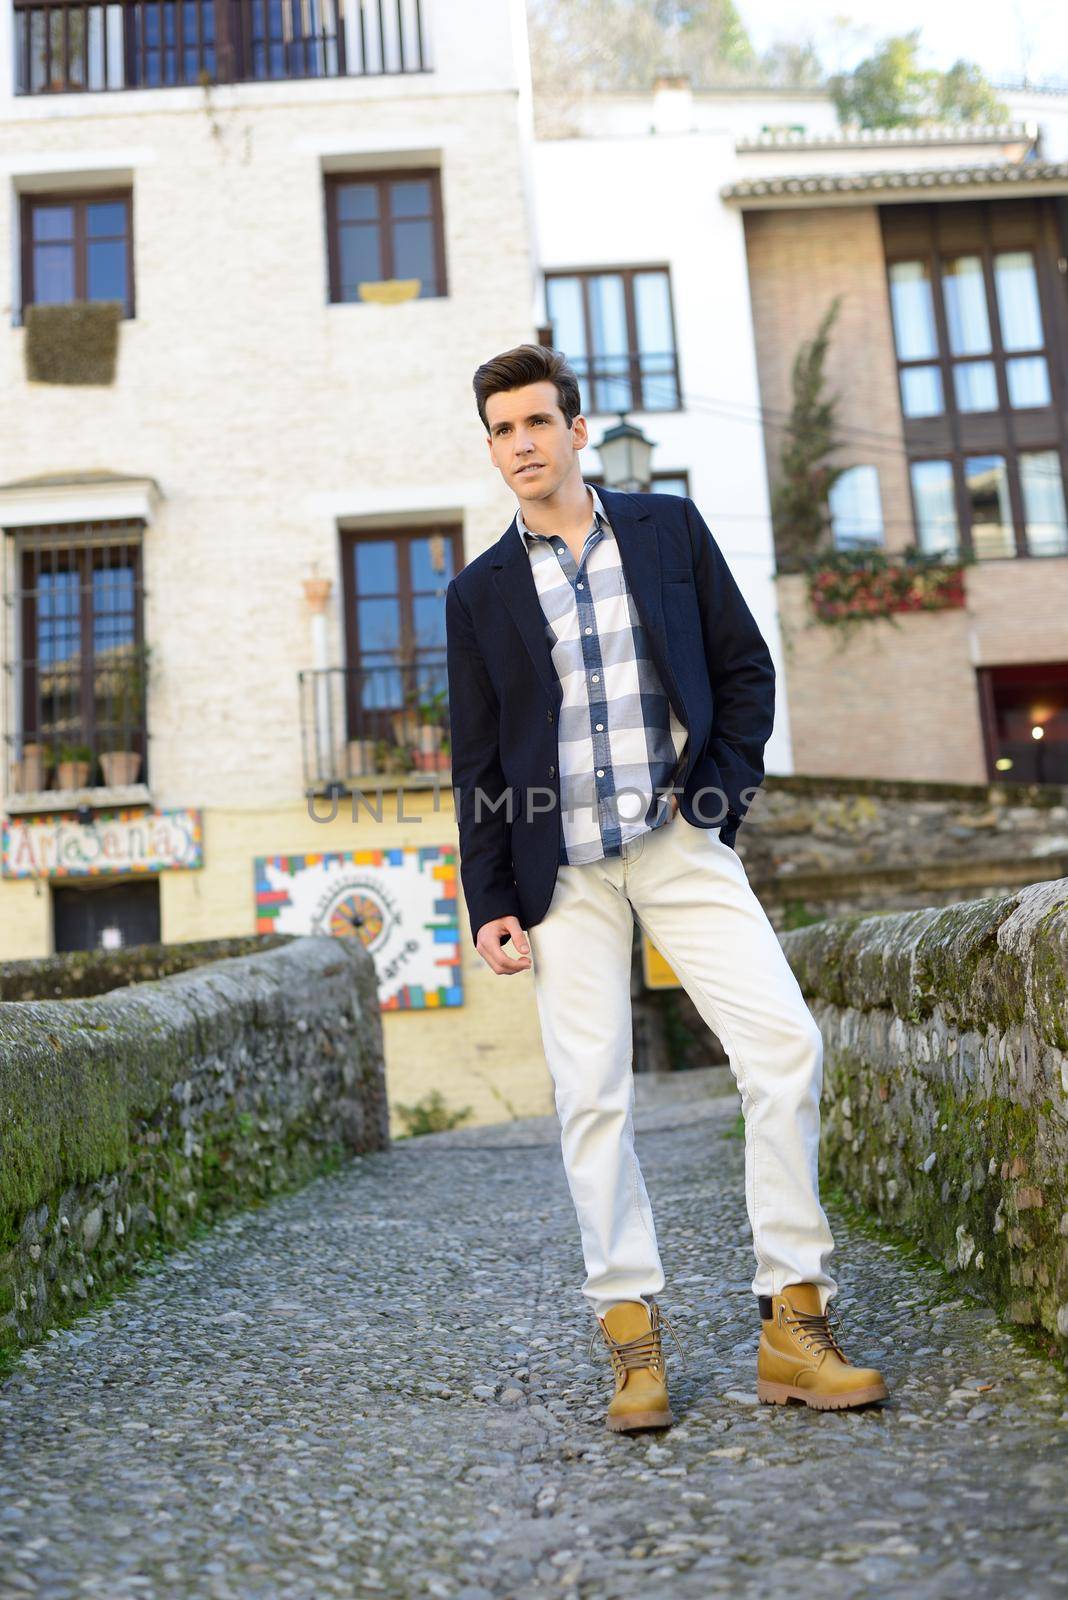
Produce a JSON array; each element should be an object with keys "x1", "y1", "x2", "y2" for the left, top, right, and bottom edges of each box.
[
  {"x1": 11, "y1": 743, "x2": 48, "y2": 793},
  {"x1": 345, "y1": 738, "x2": 378, "y2": 777},
  {"x1": 412, "y1": 748, "x2": 450, "y2": 772},
  {"x1": 56, "y1": 760, "x2": 92, "y2": 789},
  {"x1": 99, "y1": 750, "x2": 142, "y2": 786},
  {"x1": 415, "y1": 722, "x2": 445, "y2": 754},
  {"x1": 391, "y1": 709, "x2": 421, "y2": 745}
]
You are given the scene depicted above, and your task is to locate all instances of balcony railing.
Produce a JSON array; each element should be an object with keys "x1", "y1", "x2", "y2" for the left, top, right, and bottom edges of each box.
[
  {"x1": 298, "y1": 660, "x2": 449, "y2": 792},
  {"x1": 12, "y1": 0, "x2": 429, "y2": 93},
  {"x1": 5, "y1": 640, "x2": 151, "y2": 800}
]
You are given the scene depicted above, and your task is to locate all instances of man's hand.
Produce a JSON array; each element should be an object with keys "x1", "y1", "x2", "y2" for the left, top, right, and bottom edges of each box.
[
  {"x1": 475, "y1": 915, "x2": 532, "y2": 975},
  {"x1": 668, "y1": 792, "x2": 679, "y2": 817}
]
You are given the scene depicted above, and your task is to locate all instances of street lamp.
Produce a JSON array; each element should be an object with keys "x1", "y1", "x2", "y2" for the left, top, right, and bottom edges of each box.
[{"x1": 595, "y1": 412, "x2": 657, "y2": 493}]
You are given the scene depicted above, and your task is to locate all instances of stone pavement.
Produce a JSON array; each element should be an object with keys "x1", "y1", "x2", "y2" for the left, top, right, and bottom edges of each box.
[{"x1": 1, "y1": 1071, "x2": 1066, "y2": 1600}]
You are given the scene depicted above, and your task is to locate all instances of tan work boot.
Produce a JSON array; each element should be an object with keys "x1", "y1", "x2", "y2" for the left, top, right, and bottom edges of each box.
[
  {"x1": 756, "y1": 1282, "x2": 889, "y2": 1411},
  {"x1": 588, "y1": 1298, "x2": 687, "y2": 1433}
]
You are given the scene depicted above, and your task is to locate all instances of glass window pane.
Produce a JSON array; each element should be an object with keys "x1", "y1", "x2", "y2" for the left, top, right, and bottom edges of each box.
[
  {"x1": 829, "y1": 465, "x2": 885, "y2": 549},
  {"x1": 389, "y1": 179, "x2": 431, "y2": 218},
  {"x1": 588, "y1": 274, "x2": 628, "y2": 358},
  {"x1": 87, "y1": 238, "x2": 127, "y2": 303},
  {"x1": 92, "y1": 566, "x2": 136, "y2": 652},
  {"x1": 942, "y1": 256, "x2": 991, "y2": 356},
  {"x1": 639, "y1": 365, "x2": 678, "y2": 410},
  {"x1": 592, "y1": 357, "x2": 633, "y2": 415},
  {"x1": 354, "y1": 540, "x2": 397, "y2": 592},
  {"x1": 546, "y1": 276, "x2": 586, "y2": 358},
  {"x1": 910, "y1": 460, "x2": 959, "y2": 556},
  {"x1": 33, "y1": 243, "x2": 76, "y2": 303},
  {"x1": 339, "y1": 225, "x2": 382, "y2": 295},
  {"x1": 965, "y1": 455, "x2": 1014, "y2": 559},
  {"x1": 32, "y1": 205, "x2": 74, "y2": 243},
  {"x1": 651, "y1": 475, "x2": 688, "y2": 497},
  {"x1": 87, "y1": 200, "x2": 127, "y2": 238},
  {"x1": 411, "y1": 594, "x2": 446, "y2": 652},
  {"x1": 336, "y1": 182, "x2": 379, "y2": 223},
  {"x1": 888, "y1": 260, "x2": 938, "y2": 361},
  {"x1": 409, "y1": 535, "x2": 454, "y2": 589},
  {"x1": 994, "y1": 251, "x2": 1044, "y2": 351},
  {"x1": 900, "y1": 365, "x2": 943, "y2": 418},
  {"x1": 392, "y1": 217, "x2": 435, "y2": 291},
  {"x1": 1020, "y1": 451, "x2": 1068, "y2": 557},
  {"x1": 953, "y1": 360, "x2": 998, "y2": 413},
  {"x1": 356, "y1": 596, "x2": 401, "y2": 653},
  {"x1": 633, "y1": 271, "x2": 673, "y2": 356},
  {"x1": 1006, "y1": 356, "x2": 1051, "y2": 409}
]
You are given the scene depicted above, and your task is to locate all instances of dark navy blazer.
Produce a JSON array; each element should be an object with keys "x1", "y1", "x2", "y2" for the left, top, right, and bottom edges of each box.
[{"x1": 445, "y1": 485, "x2": 776, "y2": 947}]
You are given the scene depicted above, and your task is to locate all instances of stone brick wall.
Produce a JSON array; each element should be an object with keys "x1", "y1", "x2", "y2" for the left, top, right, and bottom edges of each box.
[
  {"x1": 781, "y1": 877, "x2": 1068, "y2": 1352},
  {"x1": 0, "y1": 936, "x2": 388, "y2": 1365}
]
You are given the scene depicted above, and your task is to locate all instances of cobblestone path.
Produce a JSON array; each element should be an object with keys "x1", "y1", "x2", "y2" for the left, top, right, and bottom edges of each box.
[{"x1": 2, "y1": 1077, "x2": 1066, "y2": 1600}]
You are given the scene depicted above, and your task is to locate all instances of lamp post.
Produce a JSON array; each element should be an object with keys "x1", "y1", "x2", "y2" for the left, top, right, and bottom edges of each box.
[{"x1": 595, "y1": 412, "x2": 657, "y2": 493}]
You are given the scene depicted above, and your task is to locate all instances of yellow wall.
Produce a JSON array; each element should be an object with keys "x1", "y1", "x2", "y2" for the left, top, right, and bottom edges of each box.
[{"x1": 0, "y1": 787, "x2": 554, "y2": 1138}]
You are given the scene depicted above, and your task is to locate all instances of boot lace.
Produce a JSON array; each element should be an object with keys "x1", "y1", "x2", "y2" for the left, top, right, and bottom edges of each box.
[
  {"x1": 587, "y1": 1304, "x2": 689, "y2": 1373},
  {"x1": 781, "y1": 1300, "x2": 848, "y2": 1361}
]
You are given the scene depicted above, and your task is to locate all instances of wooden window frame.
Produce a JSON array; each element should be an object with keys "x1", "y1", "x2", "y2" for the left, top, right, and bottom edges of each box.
[
  {"x1": 19, "y1": 187, "x2": 135, "y2": 322},
  {"x1": 883, "y1": 200, "x2": 1068, "y2": 562},
  {"x1": 543, "y1": 264, "x2": 683, "y2": 415},
  {"x1": 13, "y1": 522, "x2": 148, "y2": 777},
  {"x1": 324, "y1": 168, "x2": 447, "y2": 304},
  {"x1": 339, "y1": 522, "x2": 462, "y2": 738}
]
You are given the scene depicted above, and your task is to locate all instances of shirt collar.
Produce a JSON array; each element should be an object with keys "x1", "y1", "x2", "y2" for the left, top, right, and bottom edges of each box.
[{"x1": 515, "y1": 481, "x2": 608, "y2": 545}]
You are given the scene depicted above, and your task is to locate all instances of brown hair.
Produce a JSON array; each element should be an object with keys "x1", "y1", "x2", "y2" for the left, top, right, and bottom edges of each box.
[{"x1": 472, "y1": 342, "x2": 582, "y2": 435}]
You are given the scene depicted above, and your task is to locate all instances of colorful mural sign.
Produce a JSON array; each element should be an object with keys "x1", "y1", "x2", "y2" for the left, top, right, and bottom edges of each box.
[
  {"x1": 2, "y1": 807, "x2": 203, "y2": 879},
  {"x1": 253, "y1": 843, "x2": 462, "y2": 1012},
  {"x1": 641, "y1": 930, "x2": 681, "y2": 989}
]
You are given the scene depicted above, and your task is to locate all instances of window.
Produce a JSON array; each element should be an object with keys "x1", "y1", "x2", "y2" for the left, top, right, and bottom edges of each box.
[
  {"x1": 20, "y1": 192, "x2": 133, "y2": 318},
  {"x1": 325, "y1": 170, "x2": 446, "y2": 302},
  {"x1": 340, "y1": 524, "x2": 460, "y2": 732},
  {"x1": 1019, "y1": 451, "x2": 1068, "y2": 557},
  {"x1": 828, "y1": 466, "x2": 884, "y2": 550},
  {"x1": 883, "y1": 201, "x2": 1068, "y2": 563},
  {"x1": 910, "y1": 461, "x2": 959, "y2": 556},
  {"x1": 978, "y1": 662, "x2": 1068, "y2": 785},
  {"x1": 8, "y1": 523, "x2": 148, "y2": 791},
  {"x1": 583, "y1": 470, "x2": 690, "y2": 497},
  {"x1": 888, "y1": 245, "x2": 1052, "y2": 420},
  {"x1": 544, "y1": 267, "x2": 681, "y2": 413}
]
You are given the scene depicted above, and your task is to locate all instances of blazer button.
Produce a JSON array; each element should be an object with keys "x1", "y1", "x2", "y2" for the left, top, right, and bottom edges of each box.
[
  {"x1": 547, "y1": 709, "x2": 554, "y2": 722},
  {"x1": 548, "y1": 764, "x2": 556, "y2": 777}
]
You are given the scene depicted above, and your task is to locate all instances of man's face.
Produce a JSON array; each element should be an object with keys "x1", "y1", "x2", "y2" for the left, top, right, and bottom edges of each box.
[{"x1": 485, "y1": 380, "x2": 589, "y2": 502}]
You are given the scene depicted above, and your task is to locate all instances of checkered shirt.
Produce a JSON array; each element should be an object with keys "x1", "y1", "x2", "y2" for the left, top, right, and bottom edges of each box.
[{"x1": 515, "y1": 482, "x2": 690, "y2": 866}]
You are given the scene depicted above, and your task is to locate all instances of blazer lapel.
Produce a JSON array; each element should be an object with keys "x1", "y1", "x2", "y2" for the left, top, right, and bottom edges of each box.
[{"x1": 491, "y1": 518, "x2": 561, "y2": 706}]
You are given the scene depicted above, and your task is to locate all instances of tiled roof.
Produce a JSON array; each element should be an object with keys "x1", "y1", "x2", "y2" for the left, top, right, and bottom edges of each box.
[
  {"x1": 736, "y1": 121, "x2": 1035, "y2": 152},
  {"x1": 721, "y1": 159, "x2": 1068, "y2": 202}
]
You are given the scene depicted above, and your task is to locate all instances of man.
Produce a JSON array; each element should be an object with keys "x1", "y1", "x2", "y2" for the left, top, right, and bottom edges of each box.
[{"x1": 445, "y1": 342, "x2": 888, "y2": 1431}]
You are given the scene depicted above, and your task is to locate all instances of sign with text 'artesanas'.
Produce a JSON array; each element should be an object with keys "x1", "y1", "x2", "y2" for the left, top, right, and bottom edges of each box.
[{"x1": 2, "y1": 807, "x2": 203, "y2": 879}]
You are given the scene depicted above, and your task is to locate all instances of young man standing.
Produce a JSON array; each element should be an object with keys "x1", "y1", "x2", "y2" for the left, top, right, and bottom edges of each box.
[{"x1": 445, "y1": 343, "x2": 888, "y2": 1431}]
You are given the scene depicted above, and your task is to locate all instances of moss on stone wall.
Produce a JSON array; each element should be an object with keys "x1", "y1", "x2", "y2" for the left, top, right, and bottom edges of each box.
[{"x1": 0, "y1": 937, "x2": 388, "y2": 1367}]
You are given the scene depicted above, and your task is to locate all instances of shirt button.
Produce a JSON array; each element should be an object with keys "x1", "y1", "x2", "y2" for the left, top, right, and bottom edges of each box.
[
  {"x1": 548, "y1": 764, "x2": 555, "y2": 777},
  {"x1": 584, "y1": 626, "x2": 592, "y2": 634},
  {"x1": 595, "y1": 723, "x2": 603, "y2": 731},
  {"x1": 591, "y1": 674, "x2": 600, "y2": 683},
  {"x1": 577, "y1": 583, "x2": 584, "y2": 590},
  {"x1": 596, "y1": 769, "x2": 605, "y2": 778}
]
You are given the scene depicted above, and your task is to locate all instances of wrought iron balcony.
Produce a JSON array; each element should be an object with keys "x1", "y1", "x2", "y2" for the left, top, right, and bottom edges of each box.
[
  {"x1": 13, "y1": 0, "x2": 429, "y2": 94},
  {"x1": 5, "y1": 642, "x2": 151, "y2": 801},
  {"x1": 298, "y1": 659, "x2": 450, "y2": 793}
]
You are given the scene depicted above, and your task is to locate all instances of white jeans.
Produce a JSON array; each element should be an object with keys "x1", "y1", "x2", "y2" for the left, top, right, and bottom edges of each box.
[{"x1": 525, "y1": 807, "x2": 838, "y2": 1321}]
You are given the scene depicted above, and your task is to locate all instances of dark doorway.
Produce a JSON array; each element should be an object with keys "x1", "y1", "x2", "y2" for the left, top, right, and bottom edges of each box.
[
  {"x1": 53, "y1": 878, "x2": 161, "y2": 953},
  {"x1": 978, "y1": 662, "x2": 1068, "y2": 785}
]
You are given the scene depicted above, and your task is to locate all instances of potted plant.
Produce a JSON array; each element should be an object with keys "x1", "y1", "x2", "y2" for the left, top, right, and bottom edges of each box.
[
  {"x1": 99, "y1": 647, "x2": 150, "y2": 787},
  {"x1": 390, "y1": 682, "x2": 422, "y2": 748},
  {"x1": 10, "y1": 740, "x2": 49, "y2": 794},
  {"x1": 54, "y1": 742, "x2": 94, "y2": 790},
  {"x1": 375, "y1": 736, "x2": 413, "y2": 774},
  {"x1": 412, "y1": 686, "x2": 450, "y2": 770}
]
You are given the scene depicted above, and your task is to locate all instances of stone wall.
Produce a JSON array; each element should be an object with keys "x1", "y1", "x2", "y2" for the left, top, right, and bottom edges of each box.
[
  {"x1": 740, "y1": 773, "x2": 1068, "y2": 930},
  {"x1": 781, "y1": 877, "x2": 1068, "y2": 1352},
  {"x1": 0, "y1": 936, "x2": 388, "y2": 1364}
]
